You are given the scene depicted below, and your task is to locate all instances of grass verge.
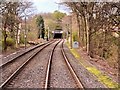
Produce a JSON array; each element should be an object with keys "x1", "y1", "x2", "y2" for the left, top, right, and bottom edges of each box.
[{"x1": 66, "y1": 41, "x2": 120, "y2": 88}]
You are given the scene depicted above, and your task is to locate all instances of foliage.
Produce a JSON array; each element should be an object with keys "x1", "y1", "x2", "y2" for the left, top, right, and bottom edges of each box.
[
  {"x1": 66, "y1": 42, "x2": 119, "y2": 88},
  {"x1": 27, "y1": 32, "x2": 37, "y2": 41},
  {"x1": 52, "y1": 10, "x2": 66, "y2": 29},
  {"x1": 1, "y1": 1, "x2": 34, "y2": 50},
  {"x1": 36, "y1": 15, "x2": 44, "y2": 28},
  {"x1": 45, "y1": 18, "x2": 58, "y2": 31},
  {"x1": 55, "y1": 25, "x2": 62, "y2": 30},
  {"x1": 20, "y1": 34, "x2": 25, "y2": 44},
  {"x1": 72, "y1": 32, "x2": 78, "y2": 42},
  {"x1": 41, "y1": 12, "x2": 66, "y2": 38},
  {"x1": 36, "y1": 15, "x2": 45, "y2": 39},
  {"x1": 87, "y1": 67, "x2": 119, "y2": 88},
  {"x1": 6, "y1": 38, "x2": 15, "y2": 47},
  {"x1": 52, "y1": 10, "x2": 66, "y2": 21},
  {"x1": 64, "y1": 1, "x2": 119, "y2": 68},
  {"x1": 0, "y1": 40, "x2": 3, "y2": 51}
]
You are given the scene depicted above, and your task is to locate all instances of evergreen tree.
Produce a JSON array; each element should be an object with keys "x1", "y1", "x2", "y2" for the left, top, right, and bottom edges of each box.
[{"x1": 36, "y1": 15, "x2": 45, "y2": 39}]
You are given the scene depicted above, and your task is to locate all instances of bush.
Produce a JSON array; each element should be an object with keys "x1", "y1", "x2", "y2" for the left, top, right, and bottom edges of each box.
[
  {"x1": 0, "y1": 40, "x2": 2, "y2": 46},
  {"x1": 0, "y1": 40, "x2": 2, "y2": 51},
  {"x1": 27, "y1": 32, "x2": 37, "y2": 41},
  {"x1": 72, "y1": 32, "x2": 78, "y2": 42},
  {"x1": 20, "y1": 34, "x2": 25, "y2": 44},
  {"x1": 6, "y1": 38, "x2": 15, "y2": 47}
]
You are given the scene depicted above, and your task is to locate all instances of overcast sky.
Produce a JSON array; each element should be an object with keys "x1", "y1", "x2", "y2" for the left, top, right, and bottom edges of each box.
[{"x1": 31, "y1": 0, "x2": 68, "y2": 14}]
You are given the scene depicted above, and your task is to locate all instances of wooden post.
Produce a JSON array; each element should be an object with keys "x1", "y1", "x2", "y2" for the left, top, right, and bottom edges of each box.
[
  {"x1": 25, "y1": 16, "x2": 27, "y2": 49},
  {"x1": 48, "y1": 26, "x2": 49, "y2": 40},
  {"x1": 70, "y1": 15, "x2": 72, "y2": 49}
]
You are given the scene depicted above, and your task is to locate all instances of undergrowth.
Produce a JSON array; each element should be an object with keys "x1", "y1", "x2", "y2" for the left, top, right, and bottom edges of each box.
[{"x1": 66, "y1": 41, "x2": 120, "y2": 88}]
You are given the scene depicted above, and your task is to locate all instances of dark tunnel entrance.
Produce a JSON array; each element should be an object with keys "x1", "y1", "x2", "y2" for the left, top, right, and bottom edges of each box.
[
  {"x1": 53, "y1": 33, "x2": 62, "y2": 39},
  {"x1": 52, "y1": 29, "x2": 63, "y2": 39}
]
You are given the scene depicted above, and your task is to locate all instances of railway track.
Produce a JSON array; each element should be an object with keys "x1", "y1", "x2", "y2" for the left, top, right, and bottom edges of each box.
[
  {"x1": 0, "y1": 40, "x2": 57, "y2": 88},
  {"x1": 0, "y1": 40, "x2": 53, "y2": 67},
  {"x1": 1, "y1": 39, "x2": 84, "y2": 89},
  {"x1": 45, "y1": 40, "x2": 84, "y2": 89},
  {"x1": 61, "y1": 40, "x2": 84, "y2": 89}
]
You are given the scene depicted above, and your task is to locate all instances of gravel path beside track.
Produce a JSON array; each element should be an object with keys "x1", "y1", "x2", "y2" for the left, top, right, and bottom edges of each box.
[
  {"x1": 49, "y1": 41, "x2": 77, "y2": 88},
  {"x1": 63, "y1": 44, "x2": 106, "y2": 88}
]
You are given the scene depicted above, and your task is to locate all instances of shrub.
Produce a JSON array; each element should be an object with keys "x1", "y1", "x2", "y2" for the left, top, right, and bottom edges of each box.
[
  {"x1": 0, "y1": 40, "x2": 2, "y2": 51},
  {"x1": 72, "y1": 32, "x2": 78, "y2": 42},
  {"x1": 27, "y1": 32, "x2": 37, "y2": 41},
  {"x1": 6, "y1": 38, "x2": 15, "y2": 47},
  {"x1": 20, "y1": 34, "x2": 25, "y2": 44},
  {"x1": 0, "y1": 40, "x2": 2, "y2": 46}
]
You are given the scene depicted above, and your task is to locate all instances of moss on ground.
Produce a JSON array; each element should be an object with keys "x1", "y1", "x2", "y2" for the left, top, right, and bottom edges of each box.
[
  {"x1": 66, "y1": 41, "x2": 120, "y2": 88},
  {"x1": 87, "y1": 67, "x2": 119, "y2": 88}
]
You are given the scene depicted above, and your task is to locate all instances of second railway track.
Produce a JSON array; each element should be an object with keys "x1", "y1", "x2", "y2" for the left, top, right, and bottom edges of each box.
[
  {"x1": 1, "y1": 39, "x2": 84, "y2": 89},
  {"x1": 0, "y1": 40, "x2": 54, "y2": 67},
  {"x1": 0, "y1": 40, "x2": 57, "y2": 88}
]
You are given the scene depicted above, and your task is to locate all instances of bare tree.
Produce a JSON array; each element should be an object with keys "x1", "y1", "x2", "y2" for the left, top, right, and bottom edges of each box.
[
  {"x1": 0, "y1": 0, "x2": 35, "y2": 50},
  {"x1": 63, "y1": 1, "x2": 120, "y2": 67}
]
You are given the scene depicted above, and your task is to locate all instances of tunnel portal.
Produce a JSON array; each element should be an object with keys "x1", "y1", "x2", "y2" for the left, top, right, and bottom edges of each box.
[{"x1": 52, "y1": 29, "x2": 63, "y2": 39}]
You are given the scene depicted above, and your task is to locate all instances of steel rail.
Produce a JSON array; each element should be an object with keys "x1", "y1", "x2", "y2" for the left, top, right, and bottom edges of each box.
[
  {"x1": 0, "y1": 41, "x2": 56, "y2": 88},
  {"x1": 0, "y1": 40, "x2": 54, "y2": 68},
  {"x1": 44, "y1": 40, "x2": 61, "y2": 90},
  {"x1": 61, "y1": 40, "x2": 84, "y2": 89}
]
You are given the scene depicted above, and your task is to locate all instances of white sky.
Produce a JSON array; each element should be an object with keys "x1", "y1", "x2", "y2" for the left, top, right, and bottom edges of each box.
[{"x1": 31, "y1": 0, "x2": 68, "y2": 14}]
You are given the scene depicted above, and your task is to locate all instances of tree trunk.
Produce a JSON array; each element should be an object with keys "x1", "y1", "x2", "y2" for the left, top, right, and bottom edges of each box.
[
  {"x1": 118, "y1": 32, "x2": 120, "y2": 83},
  {"x1": 83, "y1": 15, "x2": 89, "y2": 54},
  {"x1": 16, "y1": 28, "x2": 18, "y2": 48},
  {"x1": 86, "y1": 19, "x2": 90, "y2": 55},
  {"x1": 76, "y1": 13, "x2": 81, "y2": 46},
  {"x1": 102, "y1": 27, "x2": 108, "y2": 59},
  {"x1": 83, "y1": 15, "x2": 87, "y2": 51},
  {"x1": 81, "y1": 16, "x2": 86, "y2": 47},
  {"x1": 17, "y1": 29, "x2": 20, "y2": 44},
  {"x1": 3, "y1": 28, "x2": 7, "y2": 51},
  {"x1": 15, "y1": 23, "x2": 21, "y2": 48},
  {"x1": 10, "y1": 24, "x2": 15, "y2": 38},
  {"x1": 70, "y1": 15, "x2": 72, "y2": 49},
  {"x1": 89, "y1": 27, "x2": 93, "y2": 57}
]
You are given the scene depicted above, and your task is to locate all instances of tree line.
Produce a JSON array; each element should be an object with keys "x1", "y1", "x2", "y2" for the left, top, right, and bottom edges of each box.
[
  {"x1": 63, "y1": 1, "x2": 119, "y2": 68},
  {"x1": 0, "y1": 0, "x2": 34, "y2": 51},
  {"x1": 0, "y1": 1, "x2": 66, "y2": 51},
  {"x1": 36, "y1": 11, "x2": 66, "y2": 39}
]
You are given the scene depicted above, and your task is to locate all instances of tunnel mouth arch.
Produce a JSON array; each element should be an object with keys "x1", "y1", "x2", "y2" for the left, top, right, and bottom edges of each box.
[{"x1": 52, "y1": 29, "x2": 63, "y2": 39}]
